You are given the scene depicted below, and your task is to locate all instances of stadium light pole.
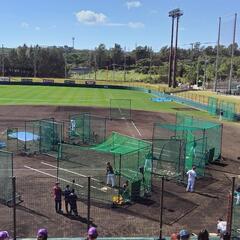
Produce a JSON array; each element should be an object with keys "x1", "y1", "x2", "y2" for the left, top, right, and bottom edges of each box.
[
  {"x1": 168, "y1": 13, "x2": 175, "y2": 87},
  {"x1": 168, "y1": 8, "x2": 183, "y2": 88}
]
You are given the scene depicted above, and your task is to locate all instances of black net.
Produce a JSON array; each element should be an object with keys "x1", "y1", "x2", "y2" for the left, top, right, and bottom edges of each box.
[
  {"x1": 110, "y1": 99, "x2": 132, "y2": 120},
  {"x1": 69, "y1": 113, "x2": 106, "y2": 146}
]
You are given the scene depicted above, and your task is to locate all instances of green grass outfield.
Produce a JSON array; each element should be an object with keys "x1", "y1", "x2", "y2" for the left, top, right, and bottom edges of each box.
[{"x1": 0, "y1": 85, "x2": 211, "y2": 118}]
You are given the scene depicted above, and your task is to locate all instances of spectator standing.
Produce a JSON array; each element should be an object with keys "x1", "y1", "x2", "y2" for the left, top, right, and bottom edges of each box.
[
  {"x1": 186, "y1": 165, "x2": 197, "y2": 192},
  {"x1": 53, "y1": 182, "x2": 62, "y2": 213},
  {"x1": 37, "y1": 228, "x2": 48, "y2": 240},
  {"x1": 64, "y1": 185, "x2": 71, "y2": 214},
  {"x1": 106, "y1": 162, "x2": 115, "y2": 187},
  {"x1": 235, "y1": 185, "x2": 240, "y2": 205},
  {"x1": 69, "y1": 189, "x2": 78, "y2": 216}
]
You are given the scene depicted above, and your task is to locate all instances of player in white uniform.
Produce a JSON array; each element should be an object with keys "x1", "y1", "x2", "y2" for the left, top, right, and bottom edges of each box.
[{"x1": 186, "y1": 165, "x2": 197, "y2": 192}]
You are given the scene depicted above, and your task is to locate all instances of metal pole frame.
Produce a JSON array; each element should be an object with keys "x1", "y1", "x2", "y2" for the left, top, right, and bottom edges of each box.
[
  {"x1": 12, "y1": 176, "x2": 16, "y2": 240},
  {"x1": 159, "y1": 176, "x2": 164, "y2": 240},
  {"x1": 87, "y1": 176, "x2": 91, "y2": 230},
  {"x1": 229, "y1": 177, "x2": 236, "y2": 238}
]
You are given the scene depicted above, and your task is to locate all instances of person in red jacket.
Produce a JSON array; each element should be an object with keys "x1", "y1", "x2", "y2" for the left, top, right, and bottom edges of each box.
[{"x1": 53, "y1": 182, "x2": 62, "y2": 213}]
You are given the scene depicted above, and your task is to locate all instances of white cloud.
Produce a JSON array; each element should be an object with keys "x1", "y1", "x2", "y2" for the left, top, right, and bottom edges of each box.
[
  {"x1": 75, "y1": 10, "x2": 144, "y2": 29},
  {"x1": 75, "y1": 10, "x2": 107, "y2": 25},
  {"x1": 126, "y1": 1, "x2": 142, "y2": 9},
  {"x1": 21, "y1": 22, "x2": 29, "y2": 28},
  {"x1": 128, "y1": 22, "x2": 145, "y2": 28},
  {"x1": 35, "y1": 26, "x2": 40, "y2": 31}
]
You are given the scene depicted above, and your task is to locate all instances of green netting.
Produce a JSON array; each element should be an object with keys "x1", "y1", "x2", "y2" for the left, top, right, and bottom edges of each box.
[
  {"x1": 6, "y1": 128, "x2": 24, "y2": 153},
  {"x1": 58, "y1": 132, "x2": 152, "y2": 202},
  {"x1": 0, "y1": 150, "x2": 13, "y2": 203},
  {"x1": 153, "y1": 122, "x2": 207, "y2": 178},
  {"x1": 25, "y1": 118, "x2": 64, "y2": 156},
  {"x1": 92, "y1": 132, "x2": 151, "y2": 154},
  {"x1": 176, "y1": 114, "x2": 222, "y2": 162},
  {"x1": 208, "y1": 97, "x2": 218, "y2": 115},
  {"x1": 69, "y1": 113, "x2": 106, "y2": 145},
  {"x1": 152, "y1": 139, "x2": 185, "y2": 180},
  {"x1": 219, "y1": 101, "x2": 236, "y2": 121},
  {"x1": 110, "y1": 99, "x2": 132, "y2": 120},
  {"x1": 232, "y1": 178, "x2": 240, "y2": 239}
]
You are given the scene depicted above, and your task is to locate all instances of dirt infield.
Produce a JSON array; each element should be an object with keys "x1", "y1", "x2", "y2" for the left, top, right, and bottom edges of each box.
[{"x1": 0, "y1": 105, "x2": 240, "y2": 237}]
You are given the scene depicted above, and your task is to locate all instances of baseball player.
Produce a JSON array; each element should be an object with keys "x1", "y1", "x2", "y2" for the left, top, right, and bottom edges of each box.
[
  {"x1": 186, "y1": 165, "x2": 197, "y2": 192},
  {"x1": 106, "y1": 162, "x2": 115, "y2": 187}
]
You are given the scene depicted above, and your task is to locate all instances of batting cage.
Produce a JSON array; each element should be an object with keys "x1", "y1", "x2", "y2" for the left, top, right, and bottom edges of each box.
[
  {"x1": 109, "y1": 99, "x2": 132, "y2": 120},
  {"x1": 69, "y1": 113, "x2": 106, "y2": 145},
  {"x1": 0, "y1": 150, "x2": 13, "y2": 204},
  {"x1": 24, "y1": 118, "x2": 64, "y2": 156},
  {"x1": 219, "y1": 101, "x2": 236, "y2": 121},
  {"x1": 152, "y1": 114, "x2": 222, "y2": 179},
  {"x1": 57, "y1": 132, "x2": 152, "y2": 203},
  {"x1": 208, "y1": 97, "x2": 218, "y2": 116},
  {"x1": 208, "y1": 97, "x2": 236, "y2": 121},
  {"x1": 176, "y1": 113, "x2": 222, "y2": 162}
]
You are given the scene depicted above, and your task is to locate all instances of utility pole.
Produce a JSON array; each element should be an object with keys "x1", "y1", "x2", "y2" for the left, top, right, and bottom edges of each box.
[
  {"x1": 196, "y1": 56, "x2": 200, "y2": 85},
  {"x1": 64, "y1": 52, "x2": 67, "y2": 79},
  {"x1": 214, "y1": 17, "x2": 221, "y2": 92},
  {"x1": 72, "y1": 37, "x2": 75, "y2": 49},
  {"x1": 94, "y1": 51, "x2": 97, "y2": 81},
  {"x1": 33, "y1": 46, "x2": 37, "y2": 78},
  {"x1": 149, "y1": 48, "x2": 152, "y2": 80},
  {"x1": 228, "y1": 13, "x2": 237, "y2": 93},
  {"x1": 124, "y1": 46, "x2": 127, "y2": 82},
  {"x1": 1, "y1": 44, "x2": 4, "y2": 77},
  {"x1": 203, "y1": 58, "x2": 208, "y2": 89}
]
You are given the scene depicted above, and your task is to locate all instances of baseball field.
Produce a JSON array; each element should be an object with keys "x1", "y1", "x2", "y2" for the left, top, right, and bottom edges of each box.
[{"x1": 0, "y1": 84, "x2": 239, "y2": 238}]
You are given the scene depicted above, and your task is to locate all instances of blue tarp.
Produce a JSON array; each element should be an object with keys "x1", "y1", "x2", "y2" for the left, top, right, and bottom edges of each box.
[
  {"x1": 151, "y1": 97, "x2": 172, "y2": 103},
  {"x1": 8, "y1": 131, "x2": 39, "y2": 142},
  {"x1": 0, "y1": 141, "x2": 6, "y2": 148}
]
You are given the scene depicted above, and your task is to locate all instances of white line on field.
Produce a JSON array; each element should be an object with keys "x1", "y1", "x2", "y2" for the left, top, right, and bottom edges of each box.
[
  {"x1": 24, "y1": 165, "x2": 107, "y2": 193},
  {"x1": 131, "y1": 121, "x2": 142, "y2": 136},
  {"x1": 24, "y1": 165, "x2": 84, "y2": 188},
  {"x1": 41, "y1": 162, "x2": 101, "y2": 183}
]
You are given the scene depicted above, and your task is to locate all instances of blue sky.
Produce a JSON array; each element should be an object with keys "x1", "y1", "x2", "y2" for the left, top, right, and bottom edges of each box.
[{"x1": 1, "y1": 0, "x2": 239, "y2": 50}]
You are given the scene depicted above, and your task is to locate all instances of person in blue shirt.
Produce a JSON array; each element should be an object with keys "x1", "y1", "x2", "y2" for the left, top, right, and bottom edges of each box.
[{"x1": 64, "y1": 185, "x2": 71, "y2": 214}]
